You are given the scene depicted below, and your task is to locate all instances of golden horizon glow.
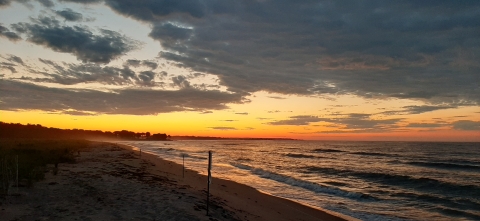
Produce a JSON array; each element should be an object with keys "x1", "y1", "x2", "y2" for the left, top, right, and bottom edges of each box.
[{"x1": 2, "y1": 91, "x2": 479, "y2": 142}]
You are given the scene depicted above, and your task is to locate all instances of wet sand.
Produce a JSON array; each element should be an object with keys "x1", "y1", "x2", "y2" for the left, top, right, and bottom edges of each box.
[{"x1": 0, "y1": 141, "x2": 358, "y2": 221}]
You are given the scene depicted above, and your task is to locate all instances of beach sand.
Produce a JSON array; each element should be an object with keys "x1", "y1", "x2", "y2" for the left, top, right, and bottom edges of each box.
[{"x1": 1, "y1": 141, "x2": 357, "y2": 221}]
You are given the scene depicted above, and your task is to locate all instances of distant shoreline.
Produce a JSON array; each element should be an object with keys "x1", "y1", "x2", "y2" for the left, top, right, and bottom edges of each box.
[{"x1": 169, "y1": 136, "x2": 298, "y2": 141}]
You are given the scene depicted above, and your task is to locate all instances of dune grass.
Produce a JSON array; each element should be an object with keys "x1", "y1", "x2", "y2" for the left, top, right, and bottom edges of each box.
[{"x1": 0, "y1": 139, "x2": 89, "y2": 196}]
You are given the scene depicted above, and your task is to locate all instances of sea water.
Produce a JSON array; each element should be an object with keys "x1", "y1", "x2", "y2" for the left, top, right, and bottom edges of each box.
[{"x1": 119, "y1": 140, "x2": 480, "y2": 221}]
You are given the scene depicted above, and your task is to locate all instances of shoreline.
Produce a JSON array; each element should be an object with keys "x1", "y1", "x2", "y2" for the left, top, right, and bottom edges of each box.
[{"x1": 116, "y1": 141, "x2": 359, "y2": 221}]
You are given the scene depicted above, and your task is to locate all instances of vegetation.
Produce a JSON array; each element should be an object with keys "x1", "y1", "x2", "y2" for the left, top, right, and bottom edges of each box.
[
  {"x1": 0, "y1": 139, "x2": 89, "y2": 197},
  {"x1": 0, "y1": 122, "x2": 170, "y2": 140}
]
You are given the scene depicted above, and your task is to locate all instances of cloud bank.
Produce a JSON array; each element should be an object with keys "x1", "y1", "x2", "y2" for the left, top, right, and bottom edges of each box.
[
  {"x1": 11, "y1": 16, "x2": 139, "y2": 64},
  {"x1": 0, "y1": 79, "x2": 244, "y2": 115}
]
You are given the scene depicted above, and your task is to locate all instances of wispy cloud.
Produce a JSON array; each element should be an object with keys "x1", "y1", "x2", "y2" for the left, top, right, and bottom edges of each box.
[
  {"x1": 269, "y1": 113, "x2": 403, "y2": 132},
  {"x1": 209, "y1": 127, "x2": 237, "y2": 130},
  {"x1": 0, "y1": 80, "x2": 244, "y2": 115}
]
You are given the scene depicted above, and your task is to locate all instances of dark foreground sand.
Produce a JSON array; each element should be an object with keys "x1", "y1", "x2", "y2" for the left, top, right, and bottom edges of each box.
[{"x1": 0, "y1": 141, "x2": 358, "y2": 221}]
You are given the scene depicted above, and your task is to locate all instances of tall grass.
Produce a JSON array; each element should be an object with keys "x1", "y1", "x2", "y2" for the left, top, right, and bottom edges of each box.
[{"x1": 0, "y1": 139, "x2": 89, "y2": 197}]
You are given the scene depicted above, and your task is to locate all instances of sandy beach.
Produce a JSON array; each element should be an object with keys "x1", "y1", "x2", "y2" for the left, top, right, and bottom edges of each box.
[{"x1": 1, "y1": 141, "x2": 356, "y2": 221}]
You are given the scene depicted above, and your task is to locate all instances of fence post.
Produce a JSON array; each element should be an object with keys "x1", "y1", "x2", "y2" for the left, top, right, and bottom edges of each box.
[
  {"x1": 16, "y1": 155, "x2": 18, "y2": 193},
  {"x1": 206, "y1": 151, "x2": 212, "y2": 216}
]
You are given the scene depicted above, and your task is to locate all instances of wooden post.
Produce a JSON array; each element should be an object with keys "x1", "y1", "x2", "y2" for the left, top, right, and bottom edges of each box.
[
  {"x1": 16, "y1": 155, "x2": 18, "y2": 192},
  {"x1": 206, "y1": 151, "x2": 212, "y2": 216}
]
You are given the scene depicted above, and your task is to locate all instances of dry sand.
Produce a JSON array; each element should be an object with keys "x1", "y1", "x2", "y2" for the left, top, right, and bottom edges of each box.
[{"x1": 0, "y1": 141, "x2": 358, "y2": 221}]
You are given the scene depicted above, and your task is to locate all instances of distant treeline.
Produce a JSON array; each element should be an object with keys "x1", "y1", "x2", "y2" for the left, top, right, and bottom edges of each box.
[{"x1": 0, "y1": 122, "x2": 170, "y2": 140}]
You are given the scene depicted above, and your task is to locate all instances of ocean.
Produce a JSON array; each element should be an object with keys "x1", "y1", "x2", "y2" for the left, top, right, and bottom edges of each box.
[{"x1": 119, "y1": 140, "x2": 480, "y2": 221}]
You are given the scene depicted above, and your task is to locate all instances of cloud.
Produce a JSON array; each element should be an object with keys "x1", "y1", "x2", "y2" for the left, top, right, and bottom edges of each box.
[
  {"x1": 0, "y1": 24, "x2": 22, "y2": 41},
  {"x1": 402, "y1": 105, "x2": 456, "y2": 114},
  {"x1": 125, "y1": 59, "x2": 158, "y2": 70},
  {"x1": 0, "y1": 0, "x2": 12, "y2": 7},
  {"x1": 29, "y1": 59, "x2": 157, "y2": 86},
  {"x1": 209, "y1": 127, "x2": 237, "y2": 130},
  {"x1": 0, "y1": 62, "x2": 16, "y2": 73},
  {"x1": 268, "y1": 96, "x2": 285, "y2": 100},
  {"x1": 332, "y1": 113, "x2": 402, "y2": 130},
  {"x1": 268, "y1": 115, "x2": 325, "y2": 126},
  {"x1": 405, "y1": 123, "x2": 445, "y2": 128},
  {"x1": 235, "y1": 112, "x2": 248, "y2": 115},
  {"x1": 11, "y1": 16, "x2": 140, "y2": 64},
  {"x1": 6, "y1": 54, "x2": 24, "y2": 65},
  {"x1": 55, "y1": 8, "x2": 83, "y2": 22},
  {"x1": 0, "y1": 55, "x2": 23, "y2": 73},
  {"x1": 0, "y1": 79, "x2": 245, "y2": 115},
  {"x1": 171, "y1": 75, "x2": 191, "y2": 88},
  {"x1": 452, "y1": 120, "x2": 480, "y2": 131},
  {"x1": 149, "y1": 22, "x2": 193, "y2": 48},
  {"x1": 38, "y1": 0, "x2": 54, "y2": 7},
  {"x1": 59, "y1": 0, "x2": 102, "y2": 3},
  {"x1": 381, "y1": 105, "x2": 457, "y2": 115},
  {"x1": 92, "y1": 0, "x2": 480, "y2": 105},
  {"x1": 60, "y1": 110, "x2": 97, "y2": 116},
  {"x1": 269, "y1": 113, "x2": 402, "y2": 131},
  {"x1": 104, "y1": 0, "x2": 207, "y2": 21}
]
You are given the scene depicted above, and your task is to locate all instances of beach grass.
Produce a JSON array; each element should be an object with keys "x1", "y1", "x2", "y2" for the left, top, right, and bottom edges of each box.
[{"x1": 0, "y1": 139, "x2": 89, "y2": 195}]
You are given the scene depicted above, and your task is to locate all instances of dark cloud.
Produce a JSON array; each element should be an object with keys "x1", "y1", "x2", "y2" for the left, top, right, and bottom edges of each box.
[
  {"x1": 209, "y1": 127, "x2": 236, "y2": 130},
  {"x1": 403, "y1": 105, "x2": 456, "y2": 114},
  {"x1": 55, "y1": 8, "x2": 83, "y2": 21},
  {"x1": 61, "y1": 110, "x2": 96, "y2": 116},
  {"x1": 234, "y1": 112, "x2": 248, "y2": 115},
  {"x1": 125, "y1": 59, "x2": 141, "y2": 67},
  {"x1": 406, "y1": 123, "x2": 445, "y2": 128},
  {"x1": 268, "y1": 96, "x2": 285, "y2": 100},
  {"x1": 104, "y1": 0, "x2": 206, "y2": 21},
  {"x1": 7, "y1": 55, "x2": 24, "y2": 65},
  {"x1": 0, "y1": 63, "x2": 16, "y2": 73},
  {"x1": 0, "y1": 55, "x2": 24, "y2": 73},
  {"x1": 171, "y1": 75, "x2": 190, "y2": 88},
  {"x1": 124, "y1": 59, "x2": 158, "y2": 70},
  {"x1": 268, "y1": 115, "x2": 324, "y2": 126},
  {"x1": 9, "y1": 58, "x2": 178, "y2": 88},
  {"x1": 96, "y1": 0, "x2": 480, "y2": 105},
  {"x1": 149, "y1": 22, "x2": 193, "y2": 48},
  {"x1": 38, "y1": 0, "x2": 54, "y2": 7},
  {"x1": 0, "y1": 24, "x2": 22, "y2": 41},
  {"x1": 33, "y1": 59, "x2": 144, "y2": 85},
  {"x1": 452, "y1": 120, "x2": 480, "y2": 131},
  {"x1": 381, "y1": 105, "x2": 457, "y2": 115},
  {"x1": 11, "y1": 16, "x2": 139, "y2": 64},
  {"x1": 0, "y1": 79, "x2": 244, "y2": 115},
  {"x1": 0, "y1": 0, "x2": 12, "y2": 7},
  {"x1": 269, "y1": 113, "x2": 402, "y2": 131},
  {"x1": 329, "y1": 114, "x2": 402, "y2": 130},
  {"x1": 59, "y1": 0, "x2": 102, "y2": 3},
  {"x1": 142, "y1": 61, "x2": 158, "y2": 70}
]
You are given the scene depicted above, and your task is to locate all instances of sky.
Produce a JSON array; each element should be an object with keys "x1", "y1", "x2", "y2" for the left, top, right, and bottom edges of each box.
[{"x1": 0, "y1": 0, "x2": 479, "y2": 141}]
